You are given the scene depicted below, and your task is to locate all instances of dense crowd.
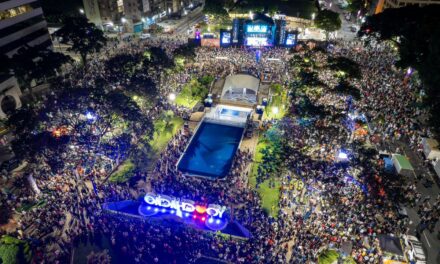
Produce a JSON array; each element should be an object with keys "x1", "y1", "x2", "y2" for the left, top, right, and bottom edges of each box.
[{"x1": 0, "y1": 35, "x2": 437, "y2": 264}]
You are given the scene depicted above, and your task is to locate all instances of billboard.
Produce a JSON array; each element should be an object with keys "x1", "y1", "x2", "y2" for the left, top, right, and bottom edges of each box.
[
  {"x1": 246, "y1": 24, "x2": 268, "y2": 33},
  {"x1": 220, "y1": 30, "x2": 231, "y2": 47},
  {"x1": 285, "y1": 33, "x2": 297, "y2": 46}
]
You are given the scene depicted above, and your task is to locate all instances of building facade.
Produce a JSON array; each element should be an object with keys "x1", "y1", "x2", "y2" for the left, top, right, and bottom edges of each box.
[
  {"x1": 83, "y1": 0, "x2": 188, "y2": 32},
  {"x1": 0, "y1": 0, "x2": 51, "y2": 57},
  {"x1": 375, "y1": 0, "x2": 440, "y2": 13}
]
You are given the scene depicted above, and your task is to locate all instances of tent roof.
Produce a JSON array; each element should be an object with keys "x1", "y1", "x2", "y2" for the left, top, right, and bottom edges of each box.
[{"x1": 393, "y1": 154, "x2": 414, "y2": 171}]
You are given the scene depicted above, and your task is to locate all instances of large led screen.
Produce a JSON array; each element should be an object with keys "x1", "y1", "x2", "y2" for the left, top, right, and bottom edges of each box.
[{"x1": 246, "y1": 25, "x2": 268, "y2": 33}]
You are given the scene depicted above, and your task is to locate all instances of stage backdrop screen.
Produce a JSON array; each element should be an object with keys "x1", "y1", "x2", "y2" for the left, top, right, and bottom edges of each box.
[
  {"x1": 285, "y1": 33, "x2": 297, "y2": 46},
  {"x1": 221, "y1": 31, "x2": 231, "y2": 45},
  {"x1": 246, "y1": 24, "x2": 268, "y2": 33}
]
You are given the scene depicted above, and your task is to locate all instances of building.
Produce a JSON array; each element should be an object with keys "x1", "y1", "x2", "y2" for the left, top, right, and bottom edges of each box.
[
  {"x1": 374, "y1": 0, "x2": 440, "y2": 13},
  {"x1": 83, "y1": 0, "x2": 190, "y2": 32},
  {"x1": 0, "y1": 0, "x2": 52, "y2": 57}
]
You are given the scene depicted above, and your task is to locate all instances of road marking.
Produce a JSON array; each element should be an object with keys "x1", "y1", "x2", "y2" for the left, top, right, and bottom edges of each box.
[{"x1": 423, "y1": 231, "x2": 431, "y2": 248}]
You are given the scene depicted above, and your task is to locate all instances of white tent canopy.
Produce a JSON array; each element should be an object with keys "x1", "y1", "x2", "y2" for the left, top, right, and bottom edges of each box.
[
  {"x1": 221, "y1": 74, "x2": 260, "y2": 105},
  {"x1": 422, "y1": 138, "x2": 440, "y2": 160}
]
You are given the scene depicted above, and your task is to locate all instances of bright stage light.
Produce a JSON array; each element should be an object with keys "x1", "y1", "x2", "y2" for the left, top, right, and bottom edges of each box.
[
  {"x1": 161, "y1": 208, "x2": 166, "y2": 213},
  {"x1": 147, "y1": 206, "x2": 151, "y2": 210},
  {"x1": 193, "y1": 215, "x2": 197, "y2": 219},
  {"x1": 338, "y1": 152, "x2": 348, "y2": 160},
  {"x1": 168, "y1": 93, "x2": 176, "y2": 101},
  {"x1": 272, "y1": 107, "x2": 279, "y2": 114},
  {"x1": 185, "y1": 212, "x2": 190, "y2": 217},
  {"x1": 170, "y1": 210, "x2": 175, "y2": 214},
  {"x1": 215, "y1": 219, "x2": 221, "y2": 224},
  {"x1": 154, "y1": 208, "x2": 159, "y2": 212},
  {"x1": 86, "y1": 112, "x2": 96, "y2": 120},
  {"x1": 201, "y1": 217, "x2": 206, "y2": 221},
  {"x1": 208, "y1": 218, "x2": 214, "y2": 223}
]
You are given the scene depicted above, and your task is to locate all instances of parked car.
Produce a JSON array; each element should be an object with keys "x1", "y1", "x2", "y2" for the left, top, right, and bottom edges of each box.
[{"x1": 140, "y1": 33, "x2": 151, "y2": 39}]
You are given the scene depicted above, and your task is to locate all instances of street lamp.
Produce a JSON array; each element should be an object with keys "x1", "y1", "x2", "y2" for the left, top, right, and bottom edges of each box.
[{"x1": 79, "y1": 8, "x2": 84, "y2": 14}]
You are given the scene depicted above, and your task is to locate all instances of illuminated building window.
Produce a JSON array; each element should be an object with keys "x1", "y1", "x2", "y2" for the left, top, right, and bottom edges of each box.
[{"x1": 0, "y1": 4, "x2": 35, "y2": 20}]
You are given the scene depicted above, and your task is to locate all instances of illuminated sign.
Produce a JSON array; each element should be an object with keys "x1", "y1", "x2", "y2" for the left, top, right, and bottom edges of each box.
[
  {"x1": 285, "y1": 33, "x2": 297, "y2": 46},
  {"x1": 144, "y1": 193, "x2": 227, "y2": 218},
  {"x1": 221, "y1": 32, "x2": 231, "y2": 45},
  {"x1": 246, "y1": 25, "x2": 268, "y2": 33}
]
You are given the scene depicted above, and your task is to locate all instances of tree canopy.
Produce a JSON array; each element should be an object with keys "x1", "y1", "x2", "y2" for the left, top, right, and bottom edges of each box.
[
  {"x1": 314, "y1": 10, "x2": 342, "y2": 41},
  {"x1": 55, "y1": 16, "x2": 107, "y2": 69},
  {"x1": 359, "y1": 5, "x2": 440, "y2": 133}
]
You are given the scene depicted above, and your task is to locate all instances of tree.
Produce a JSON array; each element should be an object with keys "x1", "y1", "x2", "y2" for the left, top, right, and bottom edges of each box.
[
  {"x1": 359, "y1": 5, "x2": 440, "y2": 134},
  {"x1": 314, "y1": 10, "x2": 342, "y2": 41},
  {"x1": 55, "y1": 16, "x2": 107, "y2": 69},
  {"x1": 9, "y1": 45, "x2": 71, "y2": 91},
  {"x1": 0, "y1": 54, "x2": 12, "y2": 76},
  {"x1": 204, "y1": 0, "x2": 230, "y2": 24},
  {"x1": 327, "y1": 56, "x2": 361, "y2": 79}
]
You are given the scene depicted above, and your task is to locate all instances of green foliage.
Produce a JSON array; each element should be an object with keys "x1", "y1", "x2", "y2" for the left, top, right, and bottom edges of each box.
[
  {"x1": 359, "y1": 5, "x2": 440, "y2": 134},
  {"x1": 55, "y1": 16, "x2": 107, "y2": 69},
  {"x1": 175, "y1": 79, "x2": 209, "y2": 108},
  {"x1": 314, "y1": 10, "x2": 342, "y2": 40},
  {"x1": 327, "y1": 56, "x2": 361, "y2": 79},
  {"x1": 318, "y1": 250, "x2": 339, "y2": 264},
  {"x1": 0, "y1": 236, "x2": 32, "y2": 264},
  {"x1": 109, "y1": 159, "x2": 135, "y2": 183},
  {"x1": 204, "y1": 0, "x2": 230, "y2": 24},
  {"x1": 0, "y1": 203, "x2": 12, "y2": 225}
]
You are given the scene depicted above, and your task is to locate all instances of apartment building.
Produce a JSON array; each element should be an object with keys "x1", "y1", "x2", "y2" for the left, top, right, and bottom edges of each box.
[
  {"x1": 0, "y1": 0, "x2": 51, "y2": 57},
  {"x1": 374, "y1": 0, "x2": 440, "y2": 13}
]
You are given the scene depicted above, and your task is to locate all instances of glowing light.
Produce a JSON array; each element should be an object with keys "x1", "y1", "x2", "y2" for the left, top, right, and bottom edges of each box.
[
  {"x1": 338, "y1": 152, "x2": 348, "y2": 160},
  {"x1": 86, "y1": 112, "x2": 96, "y2": 120},
  {"x1": 147, "y1": 206, "x2": 151, "y2": 210},
  {"x1": 154, "y1": 208, "x2": 159, "y2": 212},
  {"x1": 208, "y1": 218, "x2": 214, "y2": 223},
  {"x1": 195, "y1": 205, "x2": 207, "y2": 214},
  {"x1": 406, "y1": 67, "x2": 413, "y2": 75},
  {"x1": 201, "y1": 217, "x2": 206, "y2": 221},
  {"x1": 170, "y1": 210, "x2": 175, "y2": 214},
  {"x1": 311, "y1": 13, "x2": 315, "y2": 20},
  {"x1": 79, "y1": 8, "x2": 84, "y2": 14},
  {"x1": 193, "y1": 215, "x2": 197, "y2": 219},
  {"x1": 161, "y1": 208, "x2": 166, "y2": 213},
  {"x1": 141, "y1": 18, "x2": 146, "y2": 23},
  {"x1": 215, "y1": 219, "x2": 221, "y2": 224},
  {"x1": 185, "y1": 212, "x2": 190, "y2": 217},
  {"x1": 121, "y1": 17, "x2": 127, "y2": 23},
  {"x1": 168, "y1": 93, "x2": 176, "y2": 101},
  {"x1": 272, "y1": 107, "x2": 279, "y2": 114}
]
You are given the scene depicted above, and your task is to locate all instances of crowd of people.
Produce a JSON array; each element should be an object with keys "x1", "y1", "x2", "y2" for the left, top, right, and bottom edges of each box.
[{"x1": 0, "y1": 34, "x2": 438, "y2": 264}]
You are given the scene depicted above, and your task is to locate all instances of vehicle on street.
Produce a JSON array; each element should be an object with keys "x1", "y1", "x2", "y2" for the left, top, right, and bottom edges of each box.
[
  {"x1": 140, "y1": 33, "x2": 151, "y2": 39},
  {"x1": 404, "y1": 235, "x2": 427, "y2": 263}
]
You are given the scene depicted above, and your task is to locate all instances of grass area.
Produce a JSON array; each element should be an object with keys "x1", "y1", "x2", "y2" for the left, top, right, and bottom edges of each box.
[
  {"x1": 318, "y1": 250, "x2": 356, "y2": 264},
  {"x1": 174, "y1": 94, "x2": 199, "y2": 109},
  {"x1": 16, "y1": 200, "x2": 46, "y2": 213},
  {"x1": 0, "y1": 236, "x2": 31, "y2": 264},
  {"x1": 109, "y1": 159, "x2": 135, "y2": 183},
  {"x1": 249, "y1": 137, "x2": 280, "y2": 218},
  {"x1": 108, "y1": 113, "x2": 184, "y2": 183},
  {"x1": 318, "y1": 250, "x2": 339, "y2": 264},
  {"x1": 149, "y1": 116, "x2": 184, "y2": 153},
  {"x1": 263, "y1": 85, "x2": 288, "y2": 120}
]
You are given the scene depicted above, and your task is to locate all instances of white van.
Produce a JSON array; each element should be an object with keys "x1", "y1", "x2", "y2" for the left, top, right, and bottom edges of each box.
[{"x1": 140, "y1": 33, "x2": 151, "y2": 39}]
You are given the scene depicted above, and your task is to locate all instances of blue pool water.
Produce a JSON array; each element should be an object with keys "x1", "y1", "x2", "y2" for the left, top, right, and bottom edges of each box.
[{"x1": 177, "y1": 122, "x2": 244, "y2": 179}]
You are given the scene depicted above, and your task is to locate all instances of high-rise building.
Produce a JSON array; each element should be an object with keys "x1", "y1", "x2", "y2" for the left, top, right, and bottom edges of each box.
[
  {"x1": 0, "y1": 0, "x2": 52, "y2": 57},
  {"x1": 374, "y1": 0, "x2": 440, "y2": 13}
]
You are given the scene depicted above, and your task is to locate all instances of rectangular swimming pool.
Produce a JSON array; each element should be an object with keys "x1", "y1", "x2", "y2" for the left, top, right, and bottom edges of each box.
[{"x1": 177, "y1": 122, "x2": 244, "y2": 179}]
